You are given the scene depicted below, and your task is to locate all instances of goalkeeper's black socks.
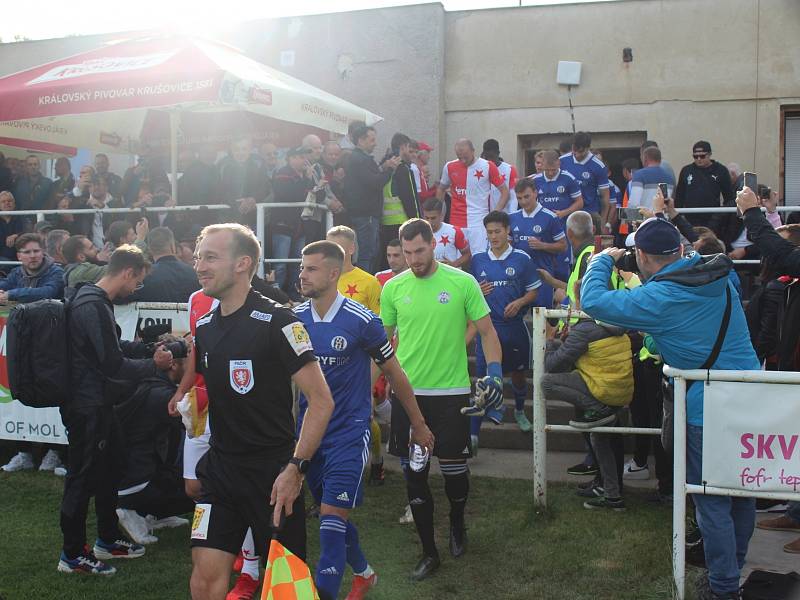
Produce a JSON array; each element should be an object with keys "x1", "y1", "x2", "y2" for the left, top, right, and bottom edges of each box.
[
  {"x1": 441, "y1": 461, "x2": 469, "y2": 526},
  {"x1": 406, "y1": 463, "x2": 438, "y2": 557}
]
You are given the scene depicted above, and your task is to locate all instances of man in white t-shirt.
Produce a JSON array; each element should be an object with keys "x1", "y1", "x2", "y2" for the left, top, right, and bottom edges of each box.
[
  {"x1": 422, "y1": 198, "x2": 471, "y2": 269},
  {"x1": 436, "y1": 138, "x2": 507, "y2": 254}
]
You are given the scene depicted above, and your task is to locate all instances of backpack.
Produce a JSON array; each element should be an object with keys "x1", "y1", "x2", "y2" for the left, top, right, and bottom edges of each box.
[{"x1": 7, "y1": 299, "x2": 75, "y2": 408}]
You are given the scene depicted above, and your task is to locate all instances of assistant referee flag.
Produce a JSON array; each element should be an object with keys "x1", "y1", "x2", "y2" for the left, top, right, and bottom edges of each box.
[{"x1": 261, "y1": 539, "x2": 320, "y2": 600}]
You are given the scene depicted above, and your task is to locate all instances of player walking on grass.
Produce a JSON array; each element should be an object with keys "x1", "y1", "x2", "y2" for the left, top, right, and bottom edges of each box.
[
  {"x1": 295, "y1": 240, "x2": 433, "y2": 600},
  {"x1": 382, "y1": 218, "x2": 503, "y2": 581}
]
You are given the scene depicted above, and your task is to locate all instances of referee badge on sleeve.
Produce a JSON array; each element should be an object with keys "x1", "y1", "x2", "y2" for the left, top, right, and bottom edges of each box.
[
  {"x1": 229, "y1": 360, "x2": 254, "y2": 394},
  {"x1": 282, "y1": 322, "x2": 314, "y2": 356}
]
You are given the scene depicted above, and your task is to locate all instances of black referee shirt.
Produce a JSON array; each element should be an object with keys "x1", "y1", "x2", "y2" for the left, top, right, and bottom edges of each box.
[{"x1": 195, "y1": 289, "x2": 317, "y2": 458}]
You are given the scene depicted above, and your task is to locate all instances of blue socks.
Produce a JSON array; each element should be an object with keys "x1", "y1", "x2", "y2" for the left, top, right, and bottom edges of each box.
[
  {"x1": 512, "y1": 382, "x2": 527, "y2": 412},
  {"x1": 317, "y1": 516, "x2": 370, "y2": 599},
  {"x1": 345, "y1": 521, "x2": 368, "y2": 574},
  {"x1": 317, "y1": 515, "x2": 347, "y2": 600}
]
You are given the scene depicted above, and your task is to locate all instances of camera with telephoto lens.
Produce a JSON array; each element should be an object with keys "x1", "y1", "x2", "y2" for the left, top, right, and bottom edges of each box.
[{"x1": 615, "y1": 249, "x2": 639, "y2": 274}]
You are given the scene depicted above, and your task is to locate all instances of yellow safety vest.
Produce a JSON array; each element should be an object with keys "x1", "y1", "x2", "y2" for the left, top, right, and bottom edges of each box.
[{"x1": 381, "y1": 167, "x2": 418, "y2": 226}]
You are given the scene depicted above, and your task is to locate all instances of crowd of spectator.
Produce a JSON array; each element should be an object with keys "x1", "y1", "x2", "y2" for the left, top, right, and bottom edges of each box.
[{"x1": 0, "y1": 127, "x2": 798, "y2": 600}]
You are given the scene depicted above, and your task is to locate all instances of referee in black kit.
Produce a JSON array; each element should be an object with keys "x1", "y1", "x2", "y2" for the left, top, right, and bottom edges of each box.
[{"x1": 188, "y1": 223, "x2": 334, "y2": 600}]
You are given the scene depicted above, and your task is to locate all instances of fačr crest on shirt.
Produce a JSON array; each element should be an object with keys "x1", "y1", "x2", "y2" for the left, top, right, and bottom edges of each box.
[{"x1": 229, "y1": 359, "x2": 254, "y2": 394}]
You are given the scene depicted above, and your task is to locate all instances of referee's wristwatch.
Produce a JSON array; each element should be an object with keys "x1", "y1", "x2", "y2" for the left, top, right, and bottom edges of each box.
[{"x1": 288, "y1": 456, "x2": 310, "y2": 474}]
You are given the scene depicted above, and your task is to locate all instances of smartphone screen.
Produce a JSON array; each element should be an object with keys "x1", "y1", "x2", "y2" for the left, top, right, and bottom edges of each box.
[
  {"x1": 743, "y1": 172, "x2": 757, "y2": 193},
  {"x1": 658, "y1": 183, "x2": 668, "y2": 199}
]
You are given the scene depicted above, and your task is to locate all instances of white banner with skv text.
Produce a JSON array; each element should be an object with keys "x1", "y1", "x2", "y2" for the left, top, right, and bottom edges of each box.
[
  {"x1": 703, "y1": 381, "x2": 800, "y2": 496},
  {"x1": 0, "y1": 303, "x2": 189, "y2": 444}
]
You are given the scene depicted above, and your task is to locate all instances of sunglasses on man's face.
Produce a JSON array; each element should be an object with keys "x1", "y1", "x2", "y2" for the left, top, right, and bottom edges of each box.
[{"x1": 693, "y1": 153, "x2": 708, "y2": 159}]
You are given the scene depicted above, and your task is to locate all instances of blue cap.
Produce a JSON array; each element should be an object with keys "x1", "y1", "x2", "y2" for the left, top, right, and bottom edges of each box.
[{"x1": 633, "y1": 217, "x2": 681, "y2": 255}]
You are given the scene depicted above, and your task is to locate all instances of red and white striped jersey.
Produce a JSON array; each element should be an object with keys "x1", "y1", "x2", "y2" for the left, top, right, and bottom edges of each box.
[
  {"x1": 433, "y1": 222, "x2": 469, "y2": 263},
  {"x1": 440, "y1": 157, "x2": 504, "y2": 228}
]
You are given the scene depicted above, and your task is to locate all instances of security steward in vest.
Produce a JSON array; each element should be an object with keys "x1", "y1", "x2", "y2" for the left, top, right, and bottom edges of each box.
[
  {"x1": 380, "y1": 133, "x2": 420, "y2": 270},
  {"x1": 187, "y1": 223, "x2": 334, "y2": 600}
]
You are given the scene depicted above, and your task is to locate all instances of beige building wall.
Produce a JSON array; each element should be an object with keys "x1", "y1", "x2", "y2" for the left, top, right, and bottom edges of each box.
[
  {"x1": 0, "y1": 0, "x2": 798, "y2": 195},
  {"x1": 443, "y1": 0, "x2": 800, "y2": 190}
]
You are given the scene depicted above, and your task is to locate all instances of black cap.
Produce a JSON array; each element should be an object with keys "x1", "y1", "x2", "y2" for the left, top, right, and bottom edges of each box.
[
  {"x1": 286, "y1": 146, "x2": 313, "y2": 158},
  {"x1": 693, "y1": 140, "x2": 712, "y2": 154}
]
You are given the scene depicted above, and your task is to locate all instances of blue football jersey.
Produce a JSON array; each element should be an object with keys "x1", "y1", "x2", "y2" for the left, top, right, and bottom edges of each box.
[
  {"x1": 608, "y1": 181, "x2": 621, "y2": 207},
  {"x1": 559, "y1": 152, "x2": 609, "y2": 214},
  {"x1": 509, "y1": 205, "x2": 566, "y2": 274},
  {"x1": 470, "y1": 246, "x2": 541, "y2": 323},
  {"x1": 294, "y1": 294, "x2": 393, "y2": 444},
  {"x1": 533, "y1": 171, "x2": 582, "y2": 218}
]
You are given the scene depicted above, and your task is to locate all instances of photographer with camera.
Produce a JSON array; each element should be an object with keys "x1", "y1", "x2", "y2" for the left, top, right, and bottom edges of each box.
[
  {"x1": 115, "y1": 333, "x2": 195, "y2": 545},
  {"x1": 59, "y1": 245, "x2": 175, "y2": 576},
  {"x1": 580, "y1": 216, "x2": 760, "y2": 600}
]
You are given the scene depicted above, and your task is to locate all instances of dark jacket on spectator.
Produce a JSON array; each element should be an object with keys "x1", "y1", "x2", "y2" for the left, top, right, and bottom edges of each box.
[
  {"x1": 116, "y1": 372, "x2": 182, "y2": 490},
  {"x1": 217, "y1": 156, "x2": 271, "y2": 226},
  {"x1": 743, "y1": 207, "x2": 800, "y2": 276},
  {"x1": 122, "y1": 164, "x2": 170, "y2": 207},
  {"x1": 126, "y1": 255, "x2": 199, "y2": 303},
  {"x1": 0, "y1": 166, "x2": 13, "y2": 193},
  {"x1": 271, "y1": 165, "x2": 312, "y2": 236},
  {"x1": 178, "y1": 160, "x2": 220, "y2": 206},
  {"x1": 343, "y1": 148, "x2": 392, "y2": 218},
  {"x1": 68, "y1": 283, "x2": 156, "y2": 409},
  {"x1": 0, "y1": 255, "x2": 64, "y2": 302},
  {"x1": 745, "y1": 276, "x2": 790, "y2": 363},
  {"x1": 674, "y1": 160, "x2": 734, "y2": 227},
  {"x1": 0, "y1": 216, "x2": 25, "y2": 261},
  {"x1": 382, "y1": 158, "x2": 420, "y2": 219},
  {"x1": 13, "y1": 175, "x2": 53, "y2": 211}
]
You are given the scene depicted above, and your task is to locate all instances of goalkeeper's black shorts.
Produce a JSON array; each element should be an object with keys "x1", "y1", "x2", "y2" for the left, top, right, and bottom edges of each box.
[{"x1": 388, "y1": 393, "x2": 472, "y2": 460}]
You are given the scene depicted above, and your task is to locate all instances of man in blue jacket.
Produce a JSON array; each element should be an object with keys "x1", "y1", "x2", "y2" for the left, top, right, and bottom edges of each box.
[
  {"x1": 580, "y1": 216, "x2": 760, "y2": 600},
  {"x1": 0, "y1": 232, "x2": 64, "y2": 303}
]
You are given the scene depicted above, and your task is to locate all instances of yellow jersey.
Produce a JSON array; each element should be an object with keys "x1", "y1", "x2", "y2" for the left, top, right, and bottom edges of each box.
[{"x1": 338, "y1": 267, "x2": 381, "y2": 314}]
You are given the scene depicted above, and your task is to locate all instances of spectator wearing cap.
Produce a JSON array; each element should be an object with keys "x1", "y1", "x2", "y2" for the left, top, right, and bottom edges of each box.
[
  {"x1": 217, "y1": 136, "x2": 271, "y2": 227},
  {"x1": 674, "y1": 141, "x2": 735, "y2": 229},
  {"x1": 0, "y1": 233, "x2": 64, "y2": 303},
  {"x1": 581, "y1": 216, "x2": 759, "y2": 600},
  {"x1": 125, "y1": 227, "x2": 199, "y2": 304},
  {"x1": 0, "y1": 191, "x2": 26, "y2": 262},
  {"x1": 271, "y1": 146, "x2": 315, "y2": 298}
]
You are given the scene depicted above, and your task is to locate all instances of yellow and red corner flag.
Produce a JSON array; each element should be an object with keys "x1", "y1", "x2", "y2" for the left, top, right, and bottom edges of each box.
[{"x1": 261, "y1": 539, "x2": 320, "y2": 600}]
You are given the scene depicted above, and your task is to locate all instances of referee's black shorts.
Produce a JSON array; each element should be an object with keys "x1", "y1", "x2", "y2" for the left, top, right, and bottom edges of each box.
[
  {"x1": 389, "y1": 393, "x2": 472, "y2": 460},
  {"x1": 190, "y1": 448, "x2": 306, "y2": 560}
]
